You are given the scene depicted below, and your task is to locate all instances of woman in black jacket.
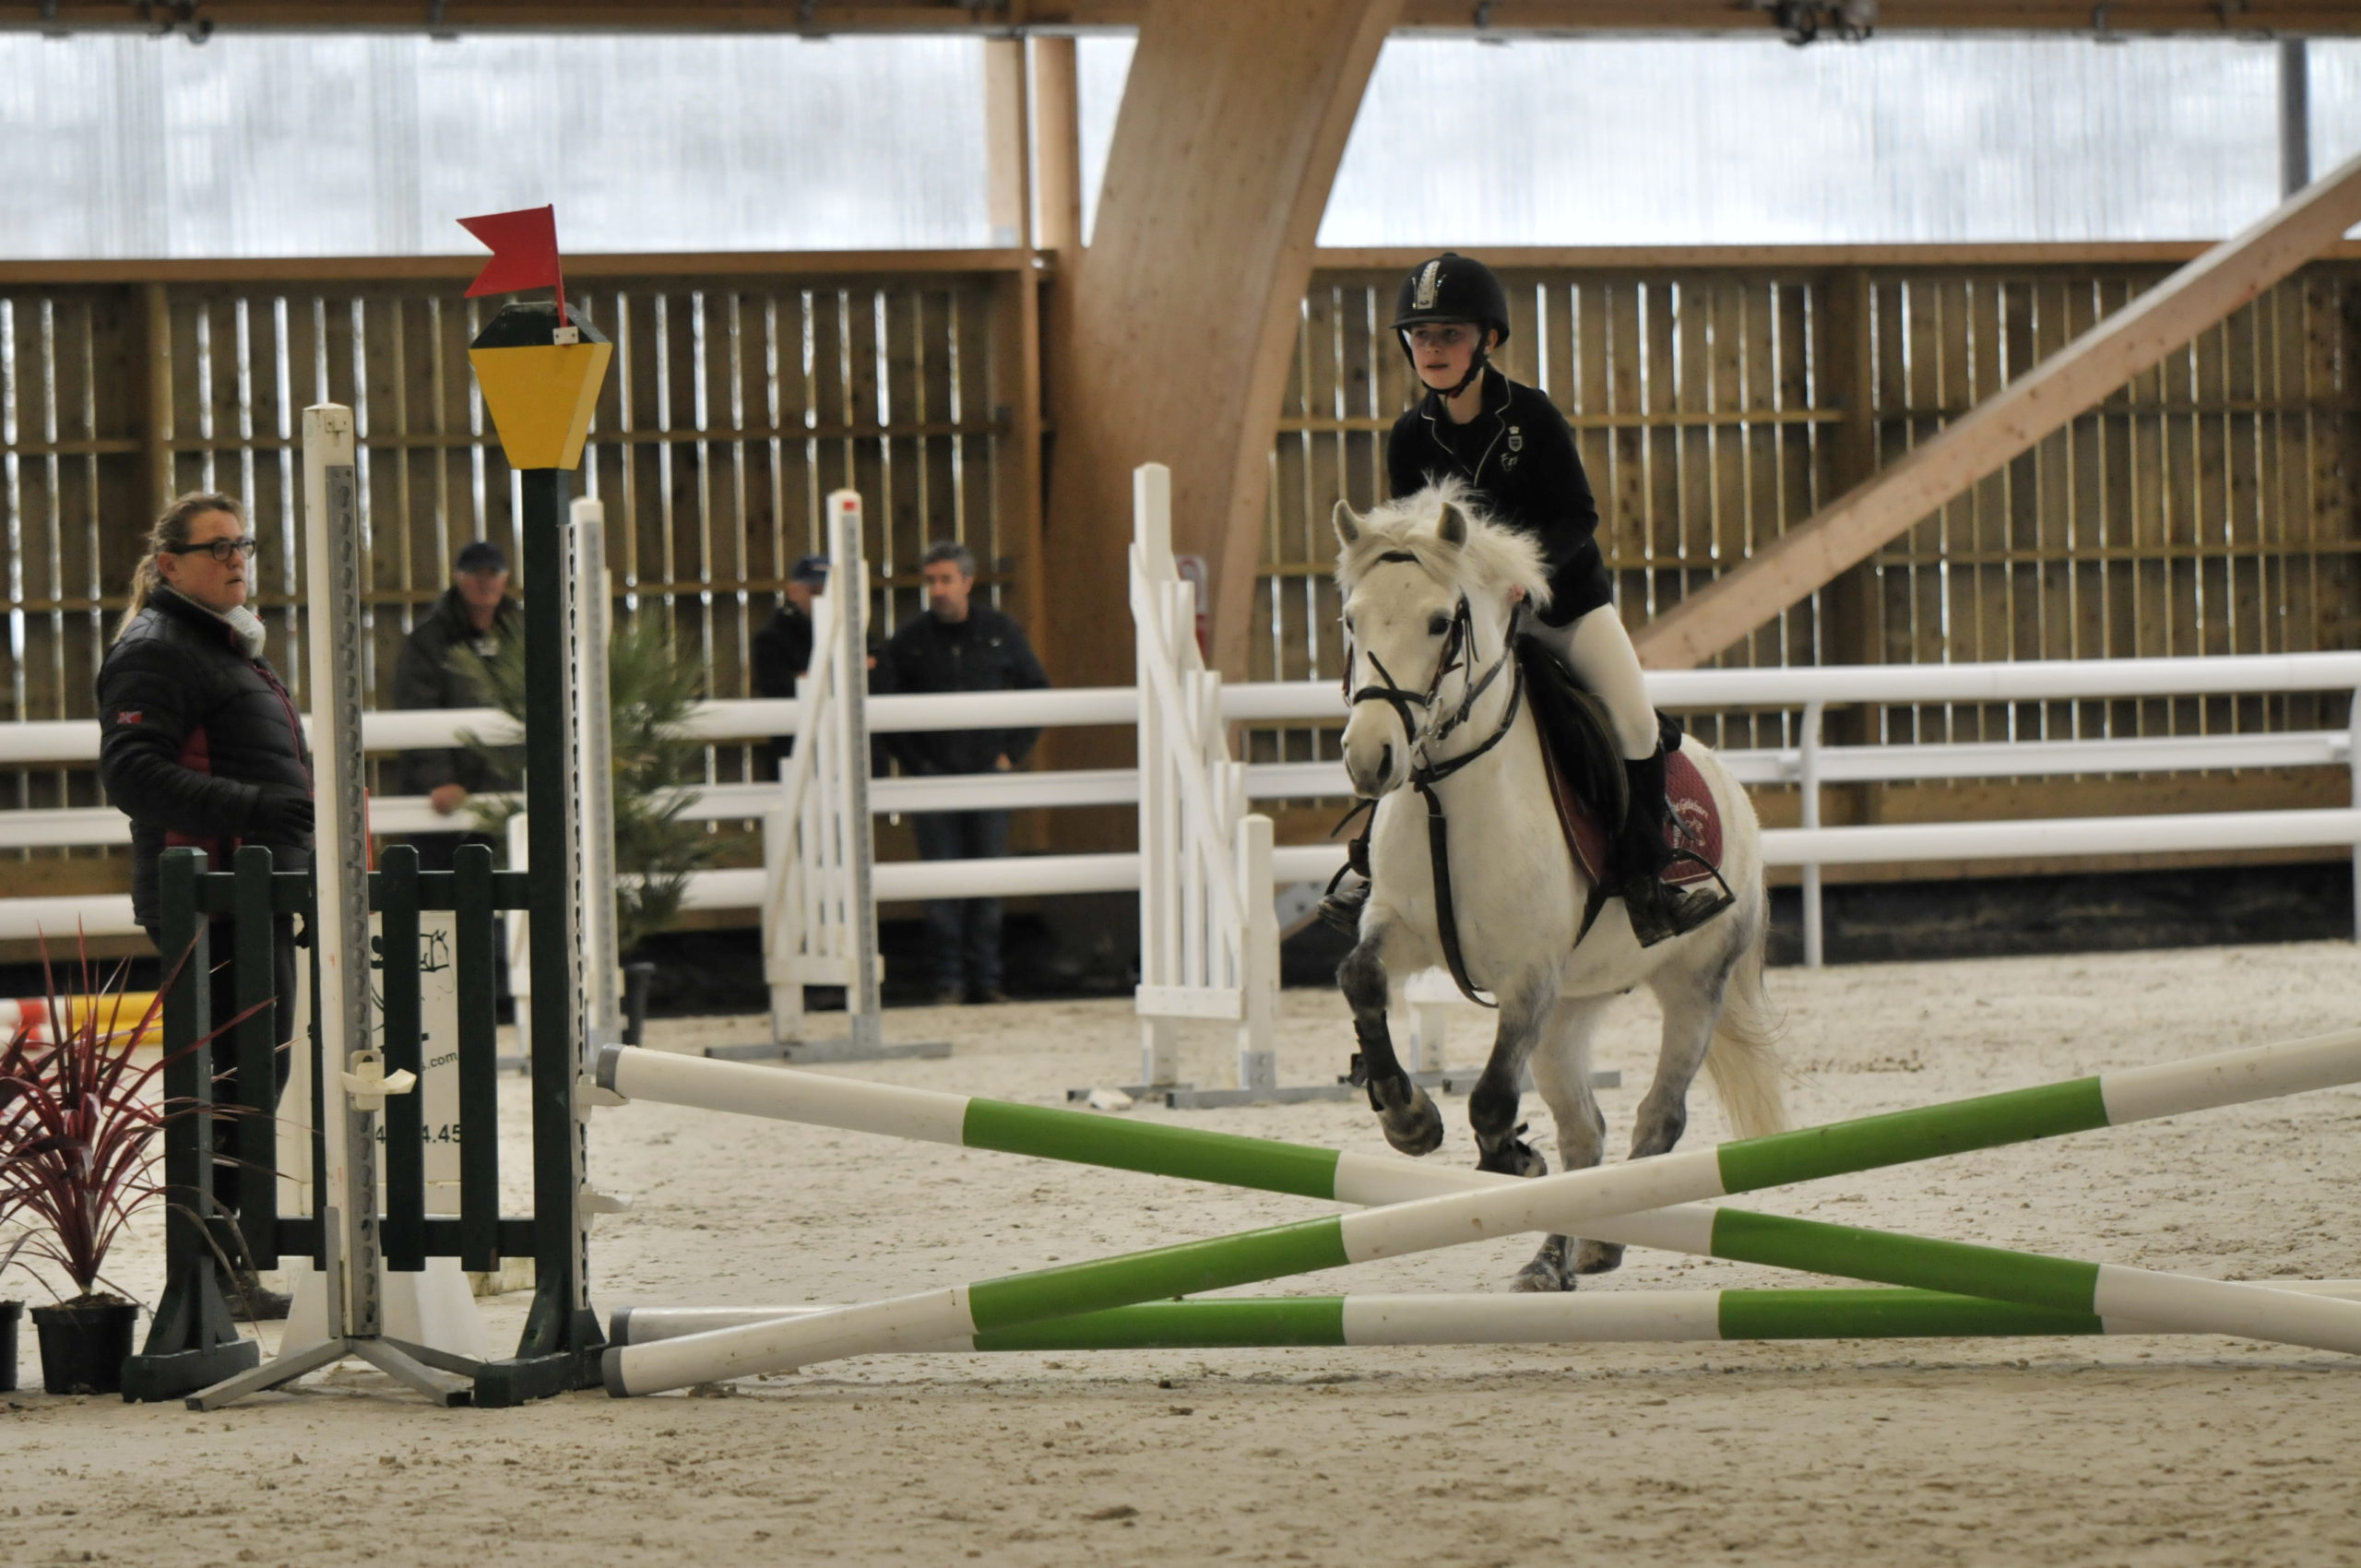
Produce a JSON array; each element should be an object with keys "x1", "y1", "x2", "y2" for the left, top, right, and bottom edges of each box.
[
  {"x1": 1327, "y1": 254, "x2": 1727, "y2": 948},
  {"x1": 96, "y1": 492, "x2": 312, "y2": 1315}
]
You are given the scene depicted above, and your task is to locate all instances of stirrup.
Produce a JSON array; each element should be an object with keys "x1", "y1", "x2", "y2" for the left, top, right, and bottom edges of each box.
[
  {"x1": 1317, "y1": 875, "x2": 1372, "y2": 936},
  {"x1": 1619, "y1": 873, "x2": 1733, "y2": 948}
]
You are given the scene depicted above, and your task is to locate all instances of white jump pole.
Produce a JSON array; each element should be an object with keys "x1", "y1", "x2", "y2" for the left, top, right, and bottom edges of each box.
[
  {"x1": 600, "y1": 1027, "x2": 2361, "y2": 1393},
  {"x1": 609, "y1": 1280, "x2": 2361, "y2": 1352}
]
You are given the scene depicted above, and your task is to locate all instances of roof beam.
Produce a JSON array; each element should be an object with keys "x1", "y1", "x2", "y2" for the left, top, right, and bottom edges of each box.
[
  {"x1": 7, "y1": 0, "x2": 2358, "y2": 34},
  {"x1": 1631, "y1": 148, "x2": 2361, "y2": 672}
]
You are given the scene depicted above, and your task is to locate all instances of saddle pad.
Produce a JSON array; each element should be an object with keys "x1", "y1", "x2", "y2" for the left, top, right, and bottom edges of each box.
[{"x1": 1536, "y1": 735, "x2": 1724, "y2": 889}]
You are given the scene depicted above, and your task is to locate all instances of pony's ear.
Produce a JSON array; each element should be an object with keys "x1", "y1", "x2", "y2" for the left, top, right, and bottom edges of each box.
[
  {"x1": 1436, "y1": 501, "x2": 1470, "y2": 550},
  {"x1": 1332, "y1": 499, "x2": 1364, "y2": 550}
]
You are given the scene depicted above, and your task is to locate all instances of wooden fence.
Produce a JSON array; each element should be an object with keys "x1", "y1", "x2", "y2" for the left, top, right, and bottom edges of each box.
[
  {"x1": 6, "y1": 244, "x2": 2358, "y2": 912},
  {"x1": 1253, "y1": 250, "x2": 2361, "y2": 848}
]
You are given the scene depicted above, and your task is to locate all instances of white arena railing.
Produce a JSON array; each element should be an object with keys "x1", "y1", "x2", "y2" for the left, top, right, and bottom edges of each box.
[{"x1": 6, "y1": 658, "x2": 2359, "y2": 965}]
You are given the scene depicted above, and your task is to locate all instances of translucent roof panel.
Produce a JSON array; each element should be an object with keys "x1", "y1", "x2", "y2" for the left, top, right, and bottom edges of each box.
[
  {"x1": 0, "y1": 32, "x2": 990, "y2": 258},
  {"x1": 1079, "y1": 35, "x2": 2359, "y2": 247}
]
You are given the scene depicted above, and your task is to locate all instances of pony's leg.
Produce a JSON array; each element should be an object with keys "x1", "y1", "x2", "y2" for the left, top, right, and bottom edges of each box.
[
  {"x1": 1570, "y1": 947, "x2": 1740, "y2": 1276},
  {"x1": 1466, "y1": 980, "x2": 1557, "y2": 1177},
  {"x1": 1515, "y1": 996, "x2": 1611, "y2": 1292},
  {"x1": 1337, "y1": 921, "x2": 1443, "y2": 1158}
]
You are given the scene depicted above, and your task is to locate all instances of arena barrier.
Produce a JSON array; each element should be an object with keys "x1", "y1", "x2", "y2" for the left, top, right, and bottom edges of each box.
[
  {"x1": 610, "y1": 1280, "x2": 2361, "y2": 1352},
  {"x1": 594, "y1": 1028, "x2": 2361, "y2": 1395}
]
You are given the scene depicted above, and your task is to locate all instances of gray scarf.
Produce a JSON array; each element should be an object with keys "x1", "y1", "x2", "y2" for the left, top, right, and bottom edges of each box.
[{"x1": 209, "y1": 601, "x2": 267, "y2": 659}]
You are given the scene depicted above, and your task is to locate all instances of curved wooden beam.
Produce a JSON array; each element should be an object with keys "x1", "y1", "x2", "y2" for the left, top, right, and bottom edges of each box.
[{"x1": 1042, "y1": 0, "x2": 1401, "y2": 686}]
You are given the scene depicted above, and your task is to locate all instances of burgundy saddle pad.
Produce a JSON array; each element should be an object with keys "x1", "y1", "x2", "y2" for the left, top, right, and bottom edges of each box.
[{"x1": 1536, "y1": 732, "x2": 1725, "y2": 889}]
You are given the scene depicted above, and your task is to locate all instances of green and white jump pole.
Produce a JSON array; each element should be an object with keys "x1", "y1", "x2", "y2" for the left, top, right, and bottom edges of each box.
[
  {"x1": 599, "y1": 1028, "x2": 2361, "y2": 1395},
  {"x1": 611, "y1": 1280, "x2": 2361, "y2": 1354}
]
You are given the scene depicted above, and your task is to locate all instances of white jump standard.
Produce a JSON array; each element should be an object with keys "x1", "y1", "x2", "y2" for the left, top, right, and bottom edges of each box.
[{"x1": 599, "y1": 1027, "x2": 2361, "y2": 1396}]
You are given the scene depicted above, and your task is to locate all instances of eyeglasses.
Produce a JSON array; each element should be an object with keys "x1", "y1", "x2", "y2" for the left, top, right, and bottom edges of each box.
[{"x1": 165, "y1": 536, "x2": 259, "y2": 564}]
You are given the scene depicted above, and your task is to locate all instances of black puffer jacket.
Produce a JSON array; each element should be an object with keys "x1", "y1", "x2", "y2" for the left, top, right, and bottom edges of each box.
[
  {"x1": 878, "y1": 605, "x2": 1050, "y2": 778},
  {"x1": 97, "y1": 588, "x2": 314, "y2": 929},
  {"x1": 1387, "y1": 366, "x2": 1613, "y2": 626},
  {"x1": 390, "y1": 588, "x2": 522, "y2": 796}
]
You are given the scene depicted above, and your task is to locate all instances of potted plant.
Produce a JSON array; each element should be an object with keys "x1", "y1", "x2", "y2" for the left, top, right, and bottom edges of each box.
[
  {"x1": 0, "y1": 1230, "x2": 25, "y2": 1394},
  {"x1": 464, "y1": 609, "x2": 716, "y2": 1042},
  {"x1": 0, "y1": 959, "x2": 178, "y2": 1396}
]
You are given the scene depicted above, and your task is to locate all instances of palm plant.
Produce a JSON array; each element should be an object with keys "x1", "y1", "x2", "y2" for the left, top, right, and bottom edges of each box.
[
  {"x1": 463, "y1": 608, "x2": 716, "y2": 959},
  {"x1": 0, "y1": 950, "x2": 181, "y2": 1304}
]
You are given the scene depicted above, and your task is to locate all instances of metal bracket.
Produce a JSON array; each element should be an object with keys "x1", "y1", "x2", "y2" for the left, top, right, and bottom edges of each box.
[
  {"x1": 339, "y1": 1050, "x2": 418, "y2": 1114},
  {"x1": 575, "y1": 1075, "x2": 626, "y2": 1111}
]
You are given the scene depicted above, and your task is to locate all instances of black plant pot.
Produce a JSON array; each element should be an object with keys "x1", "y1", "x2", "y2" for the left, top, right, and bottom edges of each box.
[
  {"x1": 31, "y1": 1297, "x2": 137, "y2": 1396},
  {"x1": 0, "y1": 1301, "x2": 20, "y2": 1394},
  {"x1": 620, "y1": 960, "x2": 658, "y2": 1047}
]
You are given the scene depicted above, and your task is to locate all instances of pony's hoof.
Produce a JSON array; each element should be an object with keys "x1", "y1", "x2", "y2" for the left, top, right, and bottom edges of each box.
[
  {"x1": 1511, "y1": 1254, "x2": 1577, "y2": 1293},
  {"x1": 1373, "y1": 1081, "x2": 1444, "y2": 1158},
  {"x1": 1574, "y1": 1239, "x2": 1626, "y2": 1276},
  {"x1": 1476, "y1": 1135, "x2": 1549, "y2": 1178}
]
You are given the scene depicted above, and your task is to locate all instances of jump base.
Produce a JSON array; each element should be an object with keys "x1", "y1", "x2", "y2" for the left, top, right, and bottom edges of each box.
[
  {"x1": 473, "y1": 1347, "x2": 605, "y2": 1408},
  {"x1": 119, "y1": 1339, "x2": 262, "y2": 1404}
]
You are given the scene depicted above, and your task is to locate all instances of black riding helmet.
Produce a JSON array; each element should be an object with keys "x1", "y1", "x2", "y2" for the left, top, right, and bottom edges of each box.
[{"x1": 1393, "y1": 253, "x2": 1512, "y2": 398}]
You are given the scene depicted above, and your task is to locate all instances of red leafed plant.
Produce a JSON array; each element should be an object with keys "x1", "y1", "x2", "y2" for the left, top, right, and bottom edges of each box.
[{"x1": 0, "y1": 939, "x2": 187, "y2": 1305}]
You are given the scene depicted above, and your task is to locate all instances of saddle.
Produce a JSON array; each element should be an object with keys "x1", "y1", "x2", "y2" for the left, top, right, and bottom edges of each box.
[{"x1": 1515, "y1": 639, "x2": 1724, "y2": 889}]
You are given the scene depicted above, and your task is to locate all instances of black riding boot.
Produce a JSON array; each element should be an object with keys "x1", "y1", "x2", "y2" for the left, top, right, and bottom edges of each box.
[{"x1": 1616, "y1": 749, "x2": 1733, "y2": 947}]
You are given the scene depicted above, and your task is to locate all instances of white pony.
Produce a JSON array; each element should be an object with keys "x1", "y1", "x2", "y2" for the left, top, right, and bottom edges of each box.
[{"x1": 1331, "y1": 481, "x2": 1787, "y2": 1290}]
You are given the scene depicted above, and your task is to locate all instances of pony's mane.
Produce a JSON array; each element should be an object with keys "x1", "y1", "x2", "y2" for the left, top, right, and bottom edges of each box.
[{"x1": 1333, "y1": 477, "x2": 1552, "y2": 613}]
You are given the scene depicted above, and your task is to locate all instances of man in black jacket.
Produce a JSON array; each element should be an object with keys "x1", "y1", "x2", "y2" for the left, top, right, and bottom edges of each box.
[
  {"x1": 750, "y1": 553, "x2": 829, "y2": 778},
  {"x1": 879, "y1": 541, "x2": 1050, "y2": 1004},
  {"x1": 391, "y1": 540, "x2": 520, "y2": 873},
  {"x1": 98, "y1": 493, "x2": 312, "y2": 1316}
]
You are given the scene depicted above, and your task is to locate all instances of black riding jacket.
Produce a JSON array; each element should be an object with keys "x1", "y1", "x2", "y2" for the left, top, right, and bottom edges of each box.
[
  {"x1": 1386, "y1": 367, "x2": 1612, "y2": 626},
  {"x1": 878, "y1": 605, "x2": 1050, "y2": 778},
  {"x1": 390, "y1": 587, "x2": 522, "y2": 797},
  {"x1": 750, "y1": 601, "x2": 816, "y2": 701},
  {"x1": 97, "y1": 587, "x2": 314, "y2": 929}
]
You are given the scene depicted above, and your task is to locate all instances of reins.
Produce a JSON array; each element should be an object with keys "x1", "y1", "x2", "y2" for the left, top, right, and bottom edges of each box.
[{"x1": 1332, "y1": 596, "x2": 1528, "y2": 1009}]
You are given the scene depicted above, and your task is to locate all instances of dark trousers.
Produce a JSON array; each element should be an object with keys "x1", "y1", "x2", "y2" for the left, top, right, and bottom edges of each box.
[
  {"x1": 909, "y1": 809, "x2": 1010, "y2": 994},
  {"x1": 148, "y1": 917, "x2": 297, "y2": 1225}
]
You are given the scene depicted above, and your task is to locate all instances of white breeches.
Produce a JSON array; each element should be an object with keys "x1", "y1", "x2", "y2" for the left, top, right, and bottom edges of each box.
[{"x1": 1525, "y1": 604, "x2": 1657, "y2": 760}]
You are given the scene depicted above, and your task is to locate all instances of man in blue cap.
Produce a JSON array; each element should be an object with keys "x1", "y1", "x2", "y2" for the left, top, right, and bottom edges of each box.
[
  {"x1": 393, "y1": 539, "x2": 521, "y2": 871},
  {"x1": 753, "y1": 553, "x2": 830, "y2": 778}
]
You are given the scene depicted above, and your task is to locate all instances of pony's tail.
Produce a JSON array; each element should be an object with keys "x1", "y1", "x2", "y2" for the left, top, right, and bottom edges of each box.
[{"x1": 1703, "y1": 909, "x2": 1788, "y2": 1140}]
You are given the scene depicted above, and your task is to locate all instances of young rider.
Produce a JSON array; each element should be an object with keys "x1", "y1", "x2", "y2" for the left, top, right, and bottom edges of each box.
[{"x1": 1321, "y1": 251, "x2": 1729, "y2": 948}]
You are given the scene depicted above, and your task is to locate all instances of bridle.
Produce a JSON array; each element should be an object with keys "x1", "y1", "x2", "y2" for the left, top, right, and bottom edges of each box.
[{"x1": 1334, "y1": 569, "x2": 1527, "y2": 1008}]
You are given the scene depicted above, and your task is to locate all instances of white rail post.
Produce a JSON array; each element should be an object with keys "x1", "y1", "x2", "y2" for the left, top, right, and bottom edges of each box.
[
  {"x1": 829, "y1": 491, "x2": 886, "y2": 1056},
  {"x1": 569, "y1": 496, "x2": 621, "y2": 1048},
  {"x1": 303, "y1": 404, "x2": 377, "y2": 1345},
  {"x1": 1133, "y1": 462, "x2": 1180, "y2": 1089},
  {"x1": 1800, "y1": 698, "x2": 1826, "y2": 969},
  {"x1": 2349, "y1": 683, "x2": 2360, "y2": 944},
  {"x1": 505, "y1": 811, "x2": 532, "y2": 1064},
  {"x1": 1235, "y1": 809, "x2": 1278, "y2": 1096}
]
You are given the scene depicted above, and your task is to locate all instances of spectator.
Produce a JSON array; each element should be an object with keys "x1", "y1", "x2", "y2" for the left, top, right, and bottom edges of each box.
[
  {"x1": 750, "y1": 553, "x2": 829, "y2": 779},
  {"x1": 96, "y1": 492, "x2": 308, "y2": 1319},
  {"x1": 391, "y1": 540, "x2": 520, "y2": 873},
  {"x1": 880, "y1": 541, "x2": 1049, "y2": 1006}
]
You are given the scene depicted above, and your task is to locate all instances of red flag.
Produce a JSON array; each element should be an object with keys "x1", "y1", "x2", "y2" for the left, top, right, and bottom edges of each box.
[{"x1": 458, "y1": 206, "x2": 563, "y2": 299}]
